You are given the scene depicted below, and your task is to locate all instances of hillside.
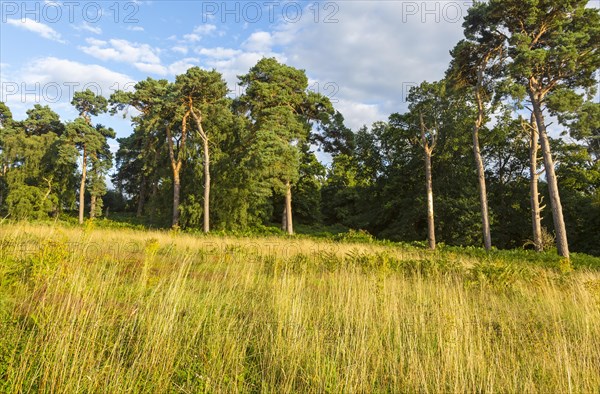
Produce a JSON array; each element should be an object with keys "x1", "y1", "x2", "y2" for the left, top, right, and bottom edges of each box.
[{"x1": 1, "y1": 223, "x2": 600, "y2": 392}]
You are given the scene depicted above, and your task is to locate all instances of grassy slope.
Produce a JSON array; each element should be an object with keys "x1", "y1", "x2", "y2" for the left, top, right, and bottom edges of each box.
[{"x1": 1, "y1": 222, "x2": 600, "y2": 393}]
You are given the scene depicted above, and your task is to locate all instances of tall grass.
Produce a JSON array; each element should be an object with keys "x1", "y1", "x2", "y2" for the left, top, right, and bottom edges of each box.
[{"x1": 1, "y1": 223, "x2": 600, "y2": 392}]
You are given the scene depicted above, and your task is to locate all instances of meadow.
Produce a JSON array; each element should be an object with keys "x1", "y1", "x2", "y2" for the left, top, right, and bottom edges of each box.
[{"x1": 1, "y1": 222, "x2": 600, "y2": 393}]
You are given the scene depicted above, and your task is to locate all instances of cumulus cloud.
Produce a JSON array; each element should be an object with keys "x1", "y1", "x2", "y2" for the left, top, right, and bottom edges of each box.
[
  {"x1": 184, "y1": 2, "x2": 466, "y2": 129},
  {"x1": 243, "y1": 31, "x2": 273, "y2": 52},
  {"x1": 79, "y1": 38, "x2": 161, "y2": 65},
  {"x1": 133, "y1": 58, "x2": 200, "y2": 76},
  {"x1": 19, "y1": 57, "x2": 134, "y2": 92},
  {"x1": 197, "y1": 47, "x2": 241, "y2": 59},
  {"x1": 6, "y1": 18, "x2": 65, "y2": 43},
  {"x1": 168, "y1": 58, "x2": 201, "y2": 75},
  {"x1": 172, "y1": 46, "x2": 189, "y2": 55},
  {"x1": 334, "y1": 100, "x2": 388, "y2": 131},
  {"x1": 258, "y1": 1, "x2": 468, "y2": 125},
  {"x1": 133, "y1": 62, "x2": 168, "y2": 75},
  {"x1": 74, "y1": 23, "x2": 102, "y2": 35},
  {"x1": 182, "y1": 24, "x2": 217, "y2": 42},
  {"x1": 202, "y1": 51, "x2": 287, "y2": 94},
  {"x1": 282, "y1": 2, "x2": 463, "y2": 100},
  {"x1": 0, "y1": 57, "x2": 135, "y2": 118}
]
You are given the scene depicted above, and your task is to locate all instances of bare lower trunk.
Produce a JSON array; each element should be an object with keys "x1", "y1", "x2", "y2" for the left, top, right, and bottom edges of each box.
[
  {"x1": 79, "y1": 147, "x2": 87, "y2": 224},
  {"x1": 281, "y1": 205, "x2": 287, "y2": 231},
  {"x1": 189, "y1": 108, "x2": 211, "y2": 233},
  {"x1": 425, "y1": 150, "x2": 435, "y2": 250},
  {"x1": 473, "y1": 124, "x2": 491, "y2": 251},
  {"x1": 137, "y1": 175, "x2": 147, "y2": 218},
  {"x1": 285, "y1": 181, "x2": 293, "y2": 235},
  {"x1": 0, "y1": 165, "x2": 5, "y2": 207},
  {"x1": 203, "y1": 139, "x2": 210, "y2": 233},
  {"x1": 172, "y1": 172, "x2": 180, "y2": 227},
  {"x1": 530, "y1": 89, "x2": 569, "y2": 259},
  {"x1": 529, "y1": 113, "x2": 543, "y2": 252},
  {"x1": 90, "y1": 194, "x2": 96, "y2": 219}
]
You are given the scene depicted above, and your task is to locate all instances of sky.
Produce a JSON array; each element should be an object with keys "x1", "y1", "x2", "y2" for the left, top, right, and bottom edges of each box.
[{"x1": 1, "y1": 0, "x2": 599, "y2": 149}]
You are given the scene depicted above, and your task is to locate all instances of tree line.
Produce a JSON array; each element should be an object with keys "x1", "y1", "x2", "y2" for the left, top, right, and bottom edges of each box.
[{"x1": 0, "y1": 0, "x2": 598, "y2": 258}]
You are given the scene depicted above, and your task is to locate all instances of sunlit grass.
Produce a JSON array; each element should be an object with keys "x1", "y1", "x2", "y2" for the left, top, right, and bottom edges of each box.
[{"x1": 1, "y1": 222, "x2": 600, "y2": 392}]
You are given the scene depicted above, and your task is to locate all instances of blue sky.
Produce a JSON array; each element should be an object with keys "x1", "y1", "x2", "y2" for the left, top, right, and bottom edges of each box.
[{"x1": 2, "y1": 0, "x2": 598, "y2": 148}]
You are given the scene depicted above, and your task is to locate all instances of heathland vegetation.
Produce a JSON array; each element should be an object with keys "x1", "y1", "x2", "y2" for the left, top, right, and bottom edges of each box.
[{"x1": 1, "y1": 222, "x2": 600, "y2": 392}]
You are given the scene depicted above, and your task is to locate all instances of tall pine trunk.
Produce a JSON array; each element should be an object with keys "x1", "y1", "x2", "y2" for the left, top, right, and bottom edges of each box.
[
  {"x1": 136, "y1": 175, "x2": 146, "y2": 217},
  {"x1": 419, "y1": 113, "x2": 436, "y2": 250},
  {"x1": 79, "y1": 146, "x2": 87, "y2": 225},
  {"x1": 424, "y1": 149, "x2": 435, "y2": 250},
  {"x1": 172, "y1": 171, "x2": 181, "y2": 227},
  {"x1": 528, "y1": 113, "x2": 543, "y2": 252},
  {"x1": 203, "y1": 138, "x2": 210, "y2": 233},
  {"x1": 90, "y1": 194, "x2": 96, "y2": 219},
  {"x1": 529, "y1": 88, "x2": 569, "y2": 259},
  {"x1": 190, "y1": 109, "x2": 211, "y2": 233},
  {"x1": 284, "y1": 181, "x2": 293, "y2": 235},
  {"x1": 166, "y1": 121, "x2": 184, "y2": 229},
  {"x1": 473, "y1": 87, "x2": 491, "y2": 250}
]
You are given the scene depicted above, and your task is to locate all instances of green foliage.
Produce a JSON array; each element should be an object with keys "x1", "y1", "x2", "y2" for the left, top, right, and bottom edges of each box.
[{"x1": 6, "y1": 185, "x2": 51, "y2": 219}]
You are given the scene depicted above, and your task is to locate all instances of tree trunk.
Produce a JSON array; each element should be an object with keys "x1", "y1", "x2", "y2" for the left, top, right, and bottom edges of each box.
[
  {"x1": 529, "y1": 89, "x2": 569, "y2": 259},
  {"x1": 137, "y1": 175, "x2": 147, "y2": 218},
  {"x1": 281, "y1": 205, "x2": 287, "y2": 231},
  {"x1": 203, "y1": 139, "x2": 210, "y2": 233},
  {"x1": 0, "y1": 164, "x2": 5, "y2": 207},
  {"x1": 425, "y1": 149, "x2": 435, "y2": 250},
  {"x1": 189, "y1": 108, "x2": 211, "y2": 233},
  {"x1": 528, "y1": 113, "x2": 543, "y2": 252},
  {"x1": 473, "y1": 95, "x2": 491, "y2": 251},
  {"x1": 284, "y1": 180, "x2": 293, "y2": 235},
  {"x1": 79, "y1": 146, "x2": 87, "y2": 225},
  {"x1": 172, "y1": 171, "x2": 181, "y2": 227},
  {"x1": 90, "y1": 194, "x2": 96, "y2": 219}
]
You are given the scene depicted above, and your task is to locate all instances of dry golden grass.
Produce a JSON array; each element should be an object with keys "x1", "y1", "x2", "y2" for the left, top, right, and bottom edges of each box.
[{"x1": 1, "y1": 222, "x2": 600, "y2": 393}]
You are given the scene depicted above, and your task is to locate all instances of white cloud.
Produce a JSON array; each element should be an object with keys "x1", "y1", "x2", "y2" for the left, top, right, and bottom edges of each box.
[
  {"x1": 265, "y1": 1, "x2": 467, "y2": 124},
  {"x1": 134, "y1": 62, "x2": 168, "y2": 75},
  {"x1": 202, "y1": 51, "x2": 287, "y2": 94},
  {"x1": 6, "y1": 18, "x2": 64, "y2": 43},
  {"x1": 181, "y1": 24, "x2": 217, "y2": 42},
  {"x1": 127, "y1": 26, "x2": 145, "y2": 32},
  {"x1": 243, "y1": 31, "x2": 273, "y2": 52},
  {"x1": 1, "y1": 57, "x2": 135, "y2": 113},
  {"x1": 172, "y1": 46, "x2": 189, "y2": 55},
  {"x1": 168, "y1": 58, "x2": 200, "y2": 75},
  {"x1": 183, "y1": 33, "x2": 201, "y2": 42},
  {"x1": 193, "y1": 24, "x2": 217, "y2": 35},
  {"x1": 197, "y1": 47, "x2": 241, "y2": 59},
  {"x1": 133, "y1": 59, "x2": 199, "y2": 76},
  {"x1": 74, "y1": 23, "x2": 102, "y2": 35},
  {"x1": 79, "y1": 38, "x2": 161, "y2": 65},
  {"x1": 20, "y1": 57, "x2": 134, "y2": 91},
  {"x1": 334, "y1": 100, "x2": 387, "y2": 131}
]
